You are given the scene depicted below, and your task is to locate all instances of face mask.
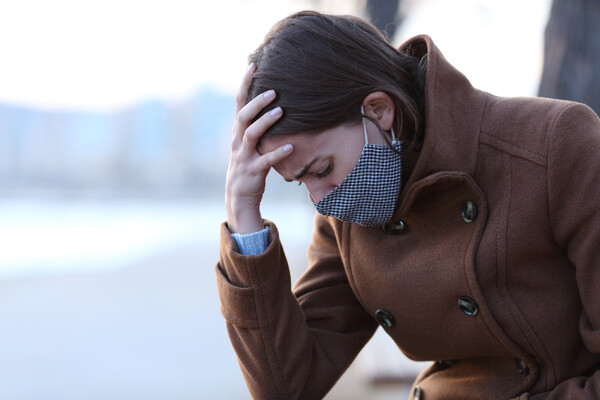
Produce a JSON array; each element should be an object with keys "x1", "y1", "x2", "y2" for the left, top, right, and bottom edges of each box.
[{"x1": 313, "y1": 107, "x2": 402, "y2": 226}]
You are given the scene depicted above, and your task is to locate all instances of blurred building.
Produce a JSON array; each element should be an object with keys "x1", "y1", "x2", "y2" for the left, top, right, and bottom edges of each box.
[{"x1": 0, "y1": 86, "x2": 234, "y2": 199}]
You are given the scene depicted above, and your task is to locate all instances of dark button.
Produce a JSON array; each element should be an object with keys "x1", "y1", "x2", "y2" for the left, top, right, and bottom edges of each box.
[
  {"x1": 515, "y1": 358, "x2": 530, "y2": 376},
  {"x1": 458, "y1": 296, "x2": 478, "y2": 316},
  {"x1": 374, "y1": 309, "x2": 395, "y2": 328},
  {"x1": 462, "y1": 201, "x2": 478, "y2": 223},
  {"x1": 436, "y1": 360, "x2": 456, "y2": 370},
  {"x1": 383, "y1": 219, "x2": 406, "y2": 234},
  {"x1": 413, "y1": 386, "x2": 422, "y2": 400}
]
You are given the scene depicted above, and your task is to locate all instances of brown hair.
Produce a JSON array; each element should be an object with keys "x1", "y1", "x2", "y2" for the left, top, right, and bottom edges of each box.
[{"x1": 247, "y1": 11, "x2": 427, "y2": 149}]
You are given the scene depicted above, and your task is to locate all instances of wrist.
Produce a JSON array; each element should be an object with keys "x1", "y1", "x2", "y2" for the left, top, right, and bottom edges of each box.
[{"x1": 226, "y1": 197, "x2": 264, "y2": 234}]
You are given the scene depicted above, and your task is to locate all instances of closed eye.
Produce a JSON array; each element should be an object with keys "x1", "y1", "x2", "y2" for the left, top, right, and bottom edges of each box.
[
  {"x1": 284, "y1": 161, "x2": 331, "y2": 186},
  {"x1": 283, "y1": 178, "x2": 303, "y2": 186},
  {"x1": 316, "y1": 162, "x2": 332, "y2": 179}
]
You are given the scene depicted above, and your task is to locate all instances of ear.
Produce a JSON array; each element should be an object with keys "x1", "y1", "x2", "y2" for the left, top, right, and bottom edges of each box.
[{"x1": 361, "y1": 91, "x2": 395, "y2": 131}]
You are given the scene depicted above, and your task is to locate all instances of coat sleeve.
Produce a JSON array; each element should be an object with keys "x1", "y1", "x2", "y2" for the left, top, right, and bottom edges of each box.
[
  {"x1": 515, "y1": 102, "x2": 600, "y2": 399},
  {"x1": 215, "y1": 217, "x2": 378, "y2": 399}
]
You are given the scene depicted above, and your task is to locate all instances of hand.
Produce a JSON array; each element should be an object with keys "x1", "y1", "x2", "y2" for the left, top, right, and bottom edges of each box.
[{"x1": 225, "y1": 63, "x2": 294, "y2": 234}]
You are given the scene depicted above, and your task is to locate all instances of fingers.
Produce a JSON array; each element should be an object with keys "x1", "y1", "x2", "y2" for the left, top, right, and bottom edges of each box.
[
  {"x1": 235, "y1": 63, "x2": 256, "y2": 114},
  {"x1": 237, "y1": 89, "x2": 277, "y2": 127},
  {"x1": 233, "y1": 90, "x2": 280, "y2": 147},
  {"x1": 243, "y1": 106, "x2": 282, "y2": 147},
  {"x1": 234, "y1": 63, "x2": 277, "y2": 121},
  {"x1": 232, "y1": 63, "x2": 282, "y2": 153},
  {"x1": 258, "y1": 143, "x2": 294, "y2": 170},
  {"x1": 233, "y1": 90, "x2": 281, "y2": 142}
]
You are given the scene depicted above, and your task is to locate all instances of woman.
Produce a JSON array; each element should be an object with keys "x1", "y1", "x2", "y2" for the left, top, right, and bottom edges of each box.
[{"x1": 217, "y1": 10, "x2": 600, "y2": 400}]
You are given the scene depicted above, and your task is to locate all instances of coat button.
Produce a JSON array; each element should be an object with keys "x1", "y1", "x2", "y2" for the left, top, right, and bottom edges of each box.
[
  {"x1": 458, "y1": 296, "x2": 478, "y2": 316},
  {"x1": 515, "y1": 358, "x2": 530, "y2": 376},
  {"x1": 413, "y1": 386, "x2": 422, "y2": 400},
  {"x1": 462, "y1": 201, "x2": 478, "y2": 223},
  {"x1": 383, "y1": 219, "x2": 406, "y2": 234},
  {"x1": 436, "y1": 360, "x2": 456, "y2": 370},
  {"x1": 374, "y1": 309, "x2": 395, "y2": 328}
]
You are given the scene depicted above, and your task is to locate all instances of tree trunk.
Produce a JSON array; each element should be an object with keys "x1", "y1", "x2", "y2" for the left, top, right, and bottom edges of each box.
[{"x1": 539, "y1": 0, "x2": 600, "y2": 115}]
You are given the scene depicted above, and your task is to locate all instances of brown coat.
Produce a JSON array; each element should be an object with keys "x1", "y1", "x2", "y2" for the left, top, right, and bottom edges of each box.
[{"x1": 216, "y1": 36, "x2": 600, "y2": 399}]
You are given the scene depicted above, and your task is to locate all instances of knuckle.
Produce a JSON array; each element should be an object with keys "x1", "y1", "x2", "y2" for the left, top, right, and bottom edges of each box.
[
  {"x1": 262, "y1": 151, "x2": 281, "y2": 167},
  {"x1": 257, "y1": 112, "x2": 272, "y2": 127},
  {"x1": 235, "y1": 91, "x2": 246, "y2": 106},
  {"x1": 244, "y1": 126, "x2": 258, "y2": 142},
  {"x1": 257, "y1": 156, "x2": 271, "y2": 170},
  {"x1": 236, "y1": 108, "x2": 250, "y2": 124}
]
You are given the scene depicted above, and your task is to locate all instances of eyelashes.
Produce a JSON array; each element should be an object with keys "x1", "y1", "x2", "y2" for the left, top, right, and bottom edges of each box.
[
  {"x1": 292, "y1": 161, "x2": 333, "y2": 186},
  {"x1": 316, "y1": 162, "x2": 332, "y2": 179}
]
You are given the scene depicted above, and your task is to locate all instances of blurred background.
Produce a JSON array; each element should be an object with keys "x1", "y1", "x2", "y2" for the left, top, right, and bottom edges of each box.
[{"x1": 1, "y1": 0, "x2": 598, "y2": 398}]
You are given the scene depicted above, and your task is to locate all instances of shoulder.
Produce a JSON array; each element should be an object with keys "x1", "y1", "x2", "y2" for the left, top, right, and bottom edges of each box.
[{"x1": 479, "y1": 94, "x2": 600, "y2": 165}]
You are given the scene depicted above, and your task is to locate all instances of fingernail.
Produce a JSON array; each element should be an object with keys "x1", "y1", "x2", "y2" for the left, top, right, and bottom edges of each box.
[
  {"x1": 282, "y1": 144, "x2": 293, "y2": 152},
  {"x1": 270, "y1": 107, "x2": 282, "y2": 117},
  {"x1": 247, "y1": 63, "x2": 256, "y2": 73},
  {"x1": 264, "y1": 90, "x2": 276, "y2": 100}
]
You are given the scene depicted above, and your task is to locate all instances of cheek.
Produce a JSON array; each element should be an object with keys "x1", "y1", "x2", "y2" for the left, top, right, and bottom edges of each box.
[
  {"x1": 332, "y1": 168, "x2": 351, "y2": 186},
  {"x1": 307, "y1": 156, "x2": 359, "y2": 202},
  {"x1": 333, "y1": 155, "x2": 360, "y2": 185},
  {"x1": 306, "y1": 178, "x2": 338, "y2": 203}
]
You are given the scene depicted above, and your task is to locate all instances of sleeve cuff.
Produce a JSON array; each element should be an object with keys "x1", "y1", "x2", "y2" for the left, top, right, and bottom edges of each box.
[{"x1": 231, "y1": 227, "x2": 270, "y2": 255}]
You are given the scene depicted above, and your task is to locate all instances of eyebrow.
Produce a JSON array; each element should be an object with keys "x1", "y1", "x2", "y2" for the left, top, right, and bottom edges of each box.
[{"x1": 285, "y1": 159, "x2": 316, "y2": 182}]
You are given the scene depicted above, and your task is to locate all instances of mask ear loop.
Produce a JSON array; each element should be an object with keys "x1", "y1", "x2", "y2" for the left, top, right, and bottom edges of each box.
[
  {"x1": 391, "y1": 128, "x2": 398, "y2": 145},
  {"x1": 360, "y1": 105, "x2": 369, "y2": 145}
]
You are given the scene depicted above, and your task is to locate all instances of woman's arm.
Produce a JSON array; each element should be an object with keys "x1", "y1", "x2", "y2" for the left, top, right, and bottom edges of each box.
[
  {"x1": 217, "y1": 65, "x2": 377, "y2": 399},
  {"x1": 225, "y1": 62, "x2": 292, "y2": 235},
  {"x1": 216, "y1": 217, "x2": 377, "y2": 399}
]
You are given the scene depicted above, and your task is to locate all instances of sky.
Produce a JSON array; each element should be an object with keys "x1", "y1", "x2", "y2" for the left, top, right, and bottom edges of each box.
[
  {"x1": 0, "y1": 0, "x2": 361, "y2": 110},
  {"x1": 0, "y1": 0, "x2": 551, "y2": 111}
]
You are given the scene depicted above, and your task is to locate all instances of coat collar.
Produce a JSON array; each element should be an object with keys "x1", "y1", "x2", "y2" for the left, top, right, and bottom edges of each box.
[{"x1": 399, "y1": 35, "x2": 487, "y2": 192}]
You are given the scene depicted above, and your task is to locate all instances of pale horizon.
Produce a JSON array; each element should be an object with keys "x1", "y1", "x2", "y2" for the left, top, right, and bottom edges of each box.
[{"x1": 0, "y1": 0, "x2": 550, "y2": 111}]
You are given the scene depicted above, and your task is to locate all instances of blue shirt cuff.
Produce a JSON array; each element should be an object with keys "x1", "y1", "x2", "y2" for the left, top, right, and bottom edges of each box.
[{"x1": 231, "y1": 227, "x2": 270, "y2": 255}]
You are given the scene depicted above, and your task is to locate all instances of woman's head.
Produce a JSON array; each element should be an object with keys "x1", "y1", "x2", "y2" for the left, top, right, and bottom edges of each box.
[{"x1": 248, "y1": 10, "x2": 426, "y2": 148}]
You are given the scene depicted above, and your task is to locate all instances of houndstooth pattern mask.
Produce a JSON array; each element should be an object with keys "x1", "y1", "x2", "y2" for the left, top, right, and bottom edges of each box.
[{"x1": 314, "y1": 109, "x2": 402, "y2": 226}]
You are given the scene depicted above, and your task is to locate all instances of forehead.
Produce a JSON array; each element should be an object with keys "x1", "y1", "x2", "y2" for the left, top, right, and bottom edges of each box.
[
  {"x1": 258, "y1": 132, "x2": 325, "y2": 176},
  {"x1": 259, "y1": 123, "x2": 359, "y2": 154},
  {"x1": 259, "y1": 131, "x2": 321, "y2": 154},
  {"x1": 257, "y1": 123, "x2": 363, "y2": 178}
]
